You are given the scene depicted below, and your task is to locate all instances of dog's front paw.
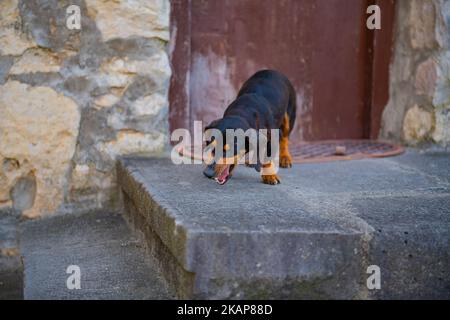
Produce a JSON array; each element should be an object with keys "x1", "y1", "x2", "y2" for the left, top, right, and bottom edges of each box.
[
  {"x1": 261, "y1": 174, "x2": 281, "y2": 185},
  {"x1": 279, "y1": 154, "x2": 292, "y2": 168}
]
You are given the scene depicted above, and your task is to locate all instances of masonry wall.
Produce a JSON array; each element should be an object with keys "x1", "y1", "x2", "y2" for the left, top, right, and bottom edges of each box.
[
  {"x1": 0, "y1": 0, "x2": 171, "y2": 218},
  {"x1": 380, "y1": 0, "x2": 450, "y2": 146}
]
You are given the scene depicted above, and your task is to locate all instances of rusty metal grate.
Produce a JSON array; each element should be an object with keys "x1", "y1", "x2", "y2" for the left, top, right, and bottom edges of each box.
[
  {"x1": 290, "y1": 140, "x2": 404, "y2": 163},
  {"x1": 177, "y1": 140, "x2": 404, "y2": 164}
]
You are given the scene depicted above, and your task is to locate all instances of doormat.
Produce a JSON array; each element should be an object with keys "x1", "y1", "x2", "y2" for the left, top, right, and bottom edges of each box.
[
  {"x1": 177, "y1": 140, "x2": 404, "y2": 164},
  {"x1": 290, "y1": 140, "x2": 404, "y2": 163}
]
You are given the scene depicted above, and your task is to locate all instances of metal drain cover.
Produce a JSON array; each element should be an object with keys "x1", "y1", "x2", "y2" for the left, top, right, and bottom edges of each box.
[{"x1": 290, "y1": 140, "x2": 404, "y2": 163}]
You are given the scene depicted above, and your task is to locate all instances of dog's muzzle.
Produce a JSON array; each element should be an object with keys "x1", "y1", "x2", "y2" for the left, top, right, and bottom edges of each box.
[{"x1": 203, "y1": 163, "x2": 216, "y2": 179}]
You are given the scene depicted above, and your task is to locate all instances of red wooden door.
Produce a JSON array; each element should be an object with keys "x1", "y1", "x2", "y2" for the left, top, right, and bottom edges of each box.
[{"x1": 169, "y1": 0, "x2": 394, "y2": 142}]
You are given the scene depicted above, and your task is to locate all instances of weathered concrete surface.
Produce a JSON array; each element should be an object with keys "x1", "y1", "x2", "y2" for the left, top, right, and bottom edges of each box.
[
  {"x1": 0, "y1": 208, "x2": 23, "y2": 300},
  {"x1": 118, "y1": 150, "x2": 450, "y2": 299},
  {"x1": 21, "y1": 211, "x2": 173, "y2": 299}
]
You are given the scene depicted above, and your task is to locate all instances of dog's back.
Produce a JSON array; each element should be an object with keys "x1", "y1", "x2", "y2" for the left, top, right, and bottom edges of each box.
[{"x1": 235, "y1": 70, "x2": 296, "y2": 132}]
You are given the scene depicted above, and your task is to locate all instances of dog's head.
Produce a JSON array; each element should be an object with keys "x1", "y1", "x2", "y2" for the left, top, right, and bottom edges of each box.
[{"x1": 202, "y1": 116, "x2": 252, "y2": 185}]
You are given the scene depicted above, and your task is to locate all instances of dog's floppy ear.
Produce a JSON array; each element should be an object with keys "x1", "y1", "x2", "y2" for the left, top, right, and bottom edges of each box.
[
  {"x1": 244, "y1": 127, "x2": 265, "y2": 173},
  {"x1": 204, "y1": 119, "x2": 220, "y2": 131}
]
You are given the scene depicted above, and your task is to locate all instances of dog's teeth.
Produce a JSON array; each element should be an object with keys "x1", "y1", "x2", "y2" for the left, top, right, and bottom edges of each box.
[{"x1": 214, "y1": 177, "x2": 227, "y2": 185}]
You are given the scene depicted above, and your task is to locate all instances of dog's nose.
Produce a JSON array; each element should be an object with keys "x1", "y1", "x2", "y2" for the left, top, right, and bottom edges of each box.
[{"x1": 203, "y1": 163, "x2": 216, "y2": 179}]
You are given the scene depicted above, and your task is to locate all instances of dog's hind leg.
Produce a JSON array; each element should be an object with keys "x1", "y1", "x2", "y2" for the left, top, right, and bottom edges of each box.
[{"x1": 279, "y1": 113, "x2": 292, "y2": 168}]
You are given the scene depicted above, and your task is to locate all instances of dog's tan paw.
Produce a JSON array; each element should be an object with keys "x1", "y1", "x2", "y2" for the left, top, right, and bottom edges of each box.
[
  {"x1": 279, "y1": 154, "x2": 292, "y2": 168},
  {"x1": 261, "y1": 174, "x2": 281, "y2": 185}
]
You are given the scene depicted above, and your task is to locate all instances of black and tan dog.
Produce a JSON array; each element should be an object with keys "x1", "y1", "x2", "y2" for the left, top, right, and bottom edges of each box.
[{"x1": 203, "y1": 70, "x2": 296, "y2": 185}]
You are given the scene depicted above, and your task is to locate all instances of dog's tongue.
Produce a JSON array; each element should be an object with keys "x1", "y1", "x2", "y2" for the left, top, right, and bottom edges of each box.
[{"x1": 215, "y1": 165, "x2": 230, "y2": 185}]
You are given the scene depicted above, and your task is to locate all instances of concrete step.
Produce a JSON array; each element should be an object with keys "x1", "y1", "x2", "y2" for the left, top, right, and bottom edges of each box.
[
  {"x1": 21, "y1": 211, "x2": 174, "y2": 299},
  {"x1": 0, "y1": 208, "x2": 23, "y2": 300},
  {"x1": 117, "y1": 150, "x2": 450, "y2": 299}
]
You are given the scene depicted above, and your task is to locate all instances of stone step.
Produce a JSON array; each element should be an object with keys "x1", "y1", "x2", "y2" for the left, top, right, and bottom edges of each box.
[
  {"x1": 21, "y1": 210, "x2": 173, "y2": 299},
  {"x1": 117, "y1": 151, "x2": 450, "y2": 299},
  {"x1": 0, "y1": 208, "x2": 23, "y2": 300}
]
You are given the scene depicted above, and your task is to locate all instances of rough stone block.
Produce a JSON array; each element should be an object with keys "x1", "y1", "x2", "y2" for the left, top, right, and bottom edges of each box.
[
  {"x1": 118, "y1": 152, "x2": 450, "y2": 299},
  {"x1": 0, "y1": 81, "x2": 80, "y2": 218}
]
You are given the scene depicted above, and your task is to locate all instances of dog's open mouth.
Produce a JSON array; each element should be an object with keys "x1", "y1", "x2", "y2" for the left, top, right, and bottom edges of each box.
[{"x1": 214, "y1": 164, "x2": 235, "y2": 185}]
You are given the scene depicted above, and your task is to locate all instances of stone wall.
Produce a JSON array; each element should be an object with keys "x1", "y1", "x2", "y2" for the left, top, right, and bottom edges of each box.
[
  {"x1": 0, "y1": 0, "x2": 171, "y2": 218},
  {"x1": 380, "y1": 0, "x2": 450, "y2": 146}
]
